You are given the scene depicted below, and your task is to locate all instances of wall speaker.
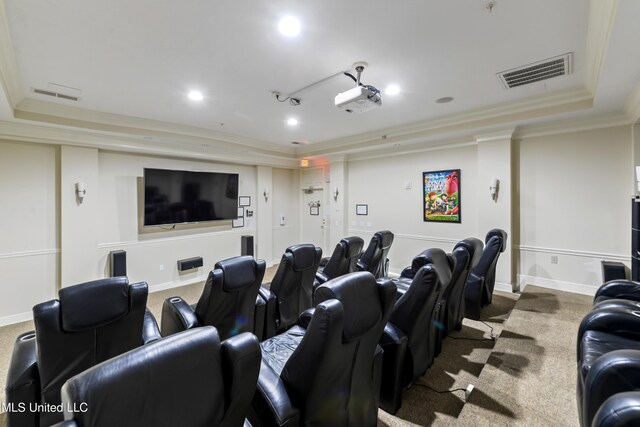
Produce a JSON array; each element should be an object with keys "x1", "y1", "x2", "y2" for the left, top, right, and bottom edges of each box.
[
  {"x1": 241, "y1": 235, "x2": 254, "y2": 257},
  {"x1": 177, "y1": 256, "x2": 203, "y2": 272},
  {"x1": 109, "y1": 250, "x2": 127, "y2": 277},
  {"x1": 601, "y1": 261, "x2": 628, "y2": 283}
]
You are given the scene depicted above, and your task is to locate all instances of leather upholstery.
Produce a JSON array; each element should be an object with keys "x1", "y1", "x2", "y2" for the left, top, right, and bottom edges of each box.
[
  {"x1": 251, "y1": 271, "x2": 396, "y2": 426},
  {"x1": 464, "y1": 229, "x2": 507, "y2": 320},
  {"x1": 592, "y1": 391, "x2": 640, "y2": 427},
  {"x1": 357, "y1": 231, "x2": 395, "y2": 279},
  {"x1": 260, "y1": 244, "x2": 322, "y2": 339},
  {"x1": 5, "y1": 278, "x2": 159, "y2": 427},
  {"x1": 445, "y1": 238, "x2": 483, "y2": 334},
  {"x1": 380, "y1": 261, "x2": 445, "y2": 414},
  {"x1": 161, "y1": 255, "x2": 266, "y2": 341},
  {"x1": 594, "y1": 280, "x2": 640, "y2": 305},
  {"x1": 316, "y1": 236, "x2": 364, "y2": 284},
  {"x1": 58, "y1": 327, "x2": 261, "y2": 427}
]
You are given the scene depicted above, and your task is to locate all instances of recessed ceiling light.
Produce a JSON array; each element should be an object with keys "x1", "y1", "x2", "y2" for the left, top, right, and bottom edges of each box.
[
  {"x1": 188, "y1": 90, "x2": 204, "y2": 101},
  {"x1": 385, "y1": 84, "x2": 400, "y2": 95},
  {"x1": 436, "y1": 96, "x2": 454, "y2": 104},
  {"x1": 287, "y1": 118, "x2": 298, "y2": 126},
  {"x1": 278, "y1": 16, "x2": 301, "y2": 37}
]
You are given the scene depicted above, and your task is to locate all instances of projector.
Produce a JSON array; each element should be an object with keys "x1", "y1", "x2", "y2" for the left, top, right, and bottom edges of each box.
[{"x1": 335, "y1": 86, "x2": 382, "y2": 113}]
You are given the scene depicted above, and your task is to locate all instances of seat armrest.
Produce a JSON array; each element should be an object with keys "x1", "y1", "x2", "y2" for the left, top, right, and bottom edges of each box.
[
  {"x1": 142, "y1": 308, "x2": 162, "y2": 344},
  {"x1": 249, "y1": 361, "x2": 300, "y2": 427},
  {"x1": 259, "y1": 288, "x2": 277, "y2": 340},
  {"x1": 577, "y1": 306, "x2": 640, "y2": 358},
  {"x1": 584, "y1": 349, "x2": 640, "y2": 427},
  {"x1": 319, "y1": 257, "x2": 329, "y2": 267},
  {"x1": 160, "y1": 296, "x2": 200, "y2": 337},
  {"x1": 594, "y1": 280, "x2": 640, "y2": 304},
  {"x1": 464, "y1": 272, "x2": 484, "y2": 320},
  {"x1": 6, "y1": 331, "x2": 40, "y2": 427},
  {"x1": 356, "y1": 260, "x2": 366, "y2": 272},
  {"x1": 221, "y1": 332, "x2": 262, "y2": 427},
  {"x1": 297, "y1": 308, "x2": 315, "y2": 330},
  {"x1": 378, "y1": 322, "x2": 408, "y2": 414},
  {"x1": 315, "y1": 271, "x2": 330, "y2": 285},
  {"x1": 255, "y1": 294, "x2": 266, "y2": 341}
]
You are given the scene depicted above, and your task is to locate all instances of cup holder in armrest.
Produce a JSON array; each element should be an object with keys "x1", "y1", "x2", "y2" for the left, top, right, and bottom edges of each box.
[
  {"x1": 169, "y1": 297, "x2": 182, "y2": 304},
  {"x1": 20, "y1": 332, "x2": 36, "y2": 342}
]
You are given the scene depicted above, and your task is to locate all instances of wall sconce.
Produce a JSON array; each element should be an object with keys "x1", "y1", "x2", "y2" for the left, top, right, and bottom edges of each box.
[
  {"x1": 333, "y1": 186, "x2": 339, "y2": 201},
  {"x1": 75, "y1": 182, "x2": 86, "y2": 202},
  {"x1": 263, "y1": 188, "x2": 269, "y2": 202},
  {"x1": 489, "y1": 178, "x2": 499, "y2": 202}
]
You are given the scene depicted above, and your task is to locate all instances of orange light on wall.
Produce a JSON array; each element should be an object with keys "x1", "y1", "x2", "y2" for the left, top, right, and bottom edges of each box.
[{"x1": 300, "y1": 159, "x2": 309, "y2": 167}]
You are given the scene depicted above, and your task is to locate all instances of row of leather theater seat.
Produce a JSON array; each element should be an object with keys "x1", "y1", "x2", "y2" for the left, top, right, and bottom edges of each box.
[
  {"x1": 4, "y1": 228, "x2": 507, "y2": 427},
  {"x1": 576, "y1": 279, "x2": 640, "y2": 427}
]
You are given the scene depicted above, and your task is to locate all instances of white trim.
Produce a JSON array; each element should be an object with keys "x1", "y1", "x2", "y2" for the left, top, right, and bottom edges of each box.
[
  {"x1": 494, "y1": 281, "x2": 515, "y2": 294},
  {"x1": 518, "y1": 245, "x2": 629, "y2": 262},
  {"x1": 584, "y1": 0, "x2": 619, "y2": 95},
  {"x1": 514, "y1": 112, "x2": 631, "y2": 140},
  {"x1": 272, "y1": 225, "x2": 297, "y2": 230},
  {"x1": 626, "y1": 80, "x2": 640, "y2": 124},
  {"x1": 348, "y1": 140, "x2": 477, "y2": 162},
  {"x1": 518, "y1": 274, "x2": 597, "y2": 296},
  {"x1": 474, "y1": 128, "x2": 516, "y2": 143},
  {"x1": 0, "y1": 311, "x2": 33, "y2": 328},
  {"x1": 0, "y1": 0, "x2": 22, "y2": 110},
  {"x1": 0, "y1": 248, "x2": 59, "y2": 260},
  {"x1": 98, "y1": 229, "x2": 256, "y2": 249},
  {"x1": 348, "y1": 229, "x2": 459, "y2": 245}
]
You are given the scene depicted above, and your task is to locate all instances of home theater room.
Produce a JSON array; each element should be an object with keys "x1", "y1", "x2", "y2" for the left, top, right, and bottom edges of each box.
[{"x1": 1, "y1": 0, "x2": 640, "y2": 426}]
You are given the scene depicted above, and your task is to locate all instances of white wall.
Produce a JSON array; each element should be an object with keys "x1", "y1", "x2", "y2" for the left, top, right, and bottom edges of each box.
[
  {"x1": 347, "y1": 144, "x2": 479, "y2": 273},
  {"x1": 517, "y1": 125, "x2": 632, "y2": 294},
  {"x1": 272, "y1": 168, "x2": 300, "y2": 258},
  {"x1": 0, "y1": 141, "x2": 58, "y2": 324}
]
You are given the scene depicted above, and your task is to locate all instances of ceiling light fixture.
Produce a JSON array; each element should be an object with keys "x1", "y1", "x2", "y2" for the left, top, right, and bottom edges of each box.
[
  {"x1": 278, "y1": 16, "x2": 301, "y2": 37},
  {"x1": 188, "y1": 90, "x2": 204, "y2": 101},
  {"x1": 287, "y1": 118, "x2": 298, "y2": 126},
  {"x1": 385, "y1": 84, "x2": 400, "y2": 95}
]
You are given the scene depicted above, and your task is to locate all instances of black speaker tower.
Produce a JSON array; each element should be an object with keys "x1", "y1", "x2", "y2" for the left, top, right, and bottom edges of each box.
[
  {"x1": 241, "y1": 235, "x2": 254, "y2": 257},
  {"x1": 109, "y1": 250, "x2": 127, "y2": 277}
]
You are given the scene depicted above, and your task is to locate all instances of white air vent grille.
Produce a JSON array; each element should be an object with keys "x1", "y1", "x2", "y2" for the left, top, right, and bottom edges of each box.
[
  {"x1": 32, "y1": 88, "x2": 80, "y2": 101},
  {"x1": 497, "y1": 53, "x2": 572, "y2": 89}
]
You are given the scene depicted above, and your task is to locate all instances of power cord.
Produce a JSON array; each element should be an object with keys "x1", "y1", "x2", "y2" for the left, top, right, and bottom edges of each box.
[
  {"x1": 413, "y1": 383, "x2": 468, "y2": 394},
  {"x1": 448, "y1": 320, "x2": 496, "y2": 342}
]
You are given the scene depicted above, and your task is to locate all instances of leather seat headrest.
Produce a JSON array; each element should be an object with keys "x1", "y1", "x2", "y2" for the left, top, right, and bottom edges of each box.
[
  {"x1": 59, "y1": 277, "x2": 132, "y2": 332},
  {"x1": 315, "y1": 272, "x2": 381, "y2": 342},
  {"x1": 454, "y1": 237, "x2": 484, "y2": 258},
  {"x1": 374, "y1": 231, "x2": 394, "y2": 249},
  {"x1": 287, "y1": 244, "x2": 319, "y2": 272},
  {"x1": 485, "y1": 229, "x2": 507, "y2": 252},
  {"x1": 216, "y1": 256, "x2": 258, "y2": 291},
  {"x1": 341, "y1": 236, "x2": 364, "y2": 259},
  {"x1": 411, "y1": 248, "x2": 451, "y2": 285}
]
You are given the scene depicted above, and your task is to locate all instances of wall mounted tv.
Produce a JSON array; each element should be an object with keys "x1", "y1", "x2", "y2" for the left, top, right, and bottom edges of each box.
[{"x1": 143, "y1": 168, "x2": 239, "y2": 227}]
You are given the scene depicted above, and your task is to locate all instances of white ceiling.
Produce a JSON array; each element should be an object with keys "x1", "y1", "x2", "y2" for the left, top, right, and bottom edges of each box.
[{"x1": 1, "y1": 0, "x2": 638, "y2": 153}]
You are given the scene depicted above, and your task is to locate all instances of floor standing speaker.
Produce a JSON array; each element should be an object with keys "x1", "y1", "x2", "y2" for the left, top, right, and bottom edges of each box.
[
  {"x1": 633, "y1": 198, "x2": 640, "y2": 281},
  {"x1": 241, "y1": 235, "x2": 254, "y2": 257},
  {"x1": 109, "y1": 250, "x2": 127, "y2": 277}
]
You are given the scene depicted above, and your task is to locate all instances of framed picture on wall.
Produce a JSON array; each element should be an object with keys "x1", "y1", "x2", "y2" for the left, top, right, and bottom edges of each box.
[
  {"x1": 423, "y1": 169, "x2": 461, "y2": 223},
  {"x1": 356, "y1": 204, "x2": 368, "y2": 216},
  {"x1": 232, "y1": 217, "x2": 244, "y2": 228},
  {"x1": 238, "y1": 196, "x2": 251, "y2": 207},
  {"x1": 237, "y1": 207, "x2": 244, "y2": 218}
]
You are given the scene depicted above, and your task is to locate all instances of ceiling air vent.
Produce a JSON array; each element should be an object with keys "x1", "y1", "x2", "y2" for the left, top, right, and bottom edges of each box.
[
  {"x1": 32, "y1": 87, "x2": 80, "y2": 102},
  {"x1": 497, "y1": 53, "x2": 572, "y2": 89}
]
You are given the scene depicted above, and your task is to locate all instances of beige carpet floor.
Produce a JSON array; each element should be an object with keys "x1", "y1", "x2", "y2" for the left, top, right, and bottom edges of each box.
[{"x1": 0, "y1": 277, "x2": 592, "y2": 427}]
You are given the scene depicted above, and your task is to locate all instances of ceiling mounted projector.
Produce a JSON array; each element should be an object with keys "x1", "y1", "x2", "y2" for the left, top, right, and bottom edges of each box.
[{"x1": 335, "y1": 64, "x2": 381, "y2": 113}]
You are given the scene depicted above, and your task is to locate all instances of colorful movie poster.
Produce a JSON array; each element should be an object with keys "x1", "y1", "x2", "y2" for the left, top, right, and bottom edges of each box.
[{"x1": 423, "y1": 169, "x2": 461, "y2": 223}]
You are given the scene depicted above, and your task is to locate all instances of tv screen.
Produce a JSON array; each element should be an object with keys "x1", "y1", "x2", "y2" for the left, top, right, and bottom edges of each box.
[{"x1": 143, "y1": 168, "x2": 239, "y2": 226}]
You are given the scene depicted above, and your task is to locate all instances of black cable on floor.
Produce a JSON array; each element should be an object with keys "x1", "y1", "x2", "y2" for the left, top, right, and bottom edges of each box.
[
  {"x1": 413, "y1": 383, "x2": 467, "y2": 394},
  {"x1": 448, "y1": 319, "x2": 496, "y2": 341}
]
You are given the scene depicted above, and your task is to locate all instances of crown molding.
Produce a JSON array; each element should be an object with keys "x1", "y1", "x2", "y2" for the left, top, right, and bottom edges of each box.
[
  {"x1": 625, "y1": 79, "x2": 640, "y2": 124},
  {"x1": 0, "y1": 0, "x2": 21, "y2": 110},
  {"x1": 14, "y1": 98, "x2": 295, "y2": 155},
  {"x1": 297, "y1": 87, "x2": 593, "y2": 157},
  {"x1": 0, "y1": 119, "x2": 299, "y2": 168},
  {"x1": 513, "y1": 112, "x2": 631, "y2": 140},
  {"x1": 584, "y1": 0, "x2": 619, "y2": 96},
  {"x1": 474, "y1": 127, "x2": 516, "y2": 143}
]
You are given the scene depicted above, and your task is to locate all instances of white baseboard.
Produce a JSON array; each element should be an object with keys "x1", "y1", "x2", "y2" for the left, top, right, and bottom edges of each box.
[
  {"x1": 494, "y1": 281, "x2": 514, "y2": 293},
  {"x1": 518, "y1": 274, "x2": 597, "y2": 296},
  {"x1": 0, "y1": 311, "x2": 33, "y2": 328}
]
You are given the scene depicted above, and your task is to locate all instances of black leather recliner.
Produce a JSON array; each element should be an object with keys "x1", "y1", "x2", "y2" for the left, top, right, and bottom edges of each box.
[
  {"x1": 592, "y1": 391, "x2": 640, "y2": 427},
  {"x1": 5, "y1": 277, "x2": 161, "y2": 427},
  {"x1": 445, "y1": 238, "x2": 483, "y2": 335},
  {"x1": 357, "y1": 231, "x2": 394, "y2": 279},
  {"x1": 592, "y1": 279, "x2": 640, "y2": 304},
  {"x1": 379, "y1": 261, "x2": 446, "y2": 414},
  {"x1": 52, "y1": 327, "x2": 261, "y2": 427},
  {"x1": 161, "y1": 255, "x2": 266, "y2": 341},
  {"x1": 464, "y1": 229, "x2": 507, "y2": 320},
  {"x1": 260, "y1": 244, "x2": 322, "y2": 340},
  {"x1": 315, "y1": 236, "x2": 364, "y2": 285},
  {"x1": 250, "y1": 271, "x2": 396, "y2": 426}
]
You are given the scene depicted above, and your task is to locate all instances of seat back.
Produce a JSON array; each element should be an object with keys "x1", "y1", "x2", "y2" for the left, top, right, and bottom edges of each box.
[
  {"x1": 60, "y1": 327, "x2": 261, "y2": 427},
  {"x1": 282, "y1": 272, "x2": 396, "y2": 426},
  {"x1": 195, "y1": 255, "x2": 266, "y2": 340},
  {"x1": 444, "y1": 238, "x2": 483, "y2": 333},
  {"x1": 270, "y1": 244, "x2": 323, "y2": 332},
  {"x1": 472, "y1": 229, "x2": 507, "y2": 303},
  {"x1": 390, "y1": 263, "x2": 443, "y2": 382},
  {"x1": 321, "y1": 236, "x2": 364, "y2": 281},
  {"x1": 357, "y1": 231, "x2": 395, "y2": 278},
  {"x1": 34, "y1": 277, "x2": 148, "y2": 426}
]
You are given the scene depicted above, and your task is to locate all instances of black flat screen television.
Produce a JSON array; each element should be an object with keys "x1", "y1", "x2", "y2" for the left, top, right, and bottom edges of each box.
[{"x1": 143, "y1": 168, "x2": 239, "y2": 227}]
